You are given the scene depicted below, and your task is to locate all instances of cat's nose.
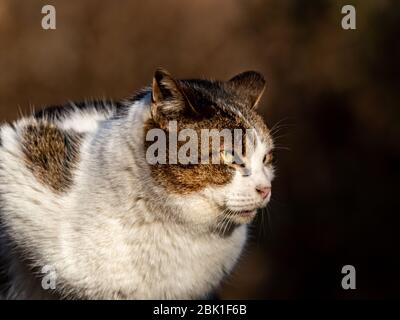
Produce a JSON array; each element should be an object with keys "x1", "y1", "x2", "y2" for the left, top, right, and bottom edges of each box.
[{"x1": 256, "y1": 185, "x2": 271, "y2": 199}]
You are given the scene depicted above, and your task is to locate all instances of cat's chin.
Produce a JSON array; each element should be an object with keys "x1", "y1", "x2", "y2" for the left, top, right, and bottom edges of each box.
[{"x1": 229, "y1": 209, "x2": 258, "y2": 224}]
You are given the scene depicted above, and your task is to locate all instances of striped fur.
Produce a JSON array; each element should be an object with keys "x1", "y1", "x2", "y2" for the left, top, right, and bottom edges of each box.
[{"x1": 0, "y1": 70, "x2": 274, "y2": 299}]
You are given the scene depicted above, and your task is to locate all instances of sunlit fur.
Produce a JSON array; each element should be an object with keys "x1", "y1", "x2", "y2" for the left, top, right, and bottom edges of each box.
[{"x1": 0, "y1": 70, "x2": 274, "y2": 299}]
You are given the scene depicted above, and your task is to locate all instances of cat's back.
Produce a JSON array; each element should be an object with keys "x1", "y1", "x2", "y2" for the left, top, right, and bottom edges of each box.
[
  {"x1": 0, "y1": 99, "x2": 129, "y2": 299},
  {"x1": 0, "y1": 100, "x2": 128, "y2": 238}
]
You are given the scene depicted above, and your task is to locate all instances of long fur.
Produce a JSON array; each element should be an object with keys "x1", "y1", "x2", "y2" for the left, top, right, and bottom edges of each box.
[{"x1": 0, "y1": 71, "x2": 274, "y2": 299}]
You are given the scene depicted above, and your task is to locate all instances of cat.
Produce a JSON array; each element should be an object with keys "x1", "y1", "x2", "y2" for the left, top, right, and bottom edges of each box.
[{"x1": 0, "y1": 68, "x2": 275, "y2": 299}]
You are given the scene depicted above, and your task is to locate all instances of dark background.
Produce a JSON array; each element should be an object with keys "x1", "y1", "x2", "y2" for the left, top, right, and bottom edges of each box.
[{"x1": 0, "y1": 0, "x2": 399, "y2": 299}]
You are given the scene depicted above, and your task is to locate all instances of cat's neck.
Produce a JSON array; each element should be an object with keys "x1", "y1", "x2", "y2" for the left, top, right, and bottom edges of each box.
[{"x1": 69, "y1": 97, "x2": 219, "y2": 235}]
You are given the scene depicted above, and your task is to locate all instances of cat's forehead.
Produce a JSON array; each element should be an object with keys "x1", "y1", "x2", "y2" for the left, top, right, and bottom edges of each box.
[
  {"x1": 178, "y1": 79, "x2": 272, "y2": 143},
  {"x1": 180, "y1": 78, "x2": 246, "y2": 111}
]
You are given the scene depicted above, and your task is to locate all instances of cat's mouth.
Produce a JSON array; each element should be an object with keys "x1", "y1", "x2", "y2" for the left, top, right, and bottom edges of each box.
[
  {"x1": 233, "y1": 209, "x2": 257, "y2": 217},
  {"x1": 222, "y1": 207, "x2": 258, "y2": 223}
]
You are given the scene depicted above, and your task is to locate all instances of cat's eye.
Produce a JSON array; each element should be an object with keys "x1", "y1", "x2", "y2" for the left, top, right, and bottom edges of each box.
[
  {"x1": 263, "y1": 152, "x2": 273, "y2": 165},
  {"x1": 220, "y1": 150, "x2": 235, "y2": 164}
]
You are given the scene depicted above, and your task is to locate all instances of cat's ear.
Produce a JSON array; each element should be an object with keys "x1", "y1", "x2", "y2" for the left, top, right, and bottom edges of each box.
[
  {"x1": 151, "y1": 68, "x2": 196, "y2": 123},
  {"x1": 228, "y1": 71, "x2": 266, "y2": 109},
  {"x1": 152, "y1": 68, "x2": 183, "y2": 106}
]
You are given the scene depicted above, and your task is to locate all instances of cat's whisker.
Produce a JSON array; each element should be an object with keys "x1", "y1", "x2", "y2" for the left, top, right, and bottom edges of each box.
[
  {"x1": 269, "y1": 127, "x2": 290, "y2": 139},
  {"x1": 257, "y1": 208, "x2": 264, "y2": 241},
  {"x1": 266, "y1": 205, "x2": 273, "y2": 237},
  {"x1": 0, "y1": 68, "x2": 276, "y2": 299},
  {"x1": 269, "y1": 117, "x2": 291, "y2": 132},
  {"x1": 273, "y1": 144, "x2": 291, "y2": 151},
  {"x1": 270, "y1": 133, "x2": 290, "y2": 142},
  {"x1": 222, "y1": 209, "x2": 235, "y2": 236}
]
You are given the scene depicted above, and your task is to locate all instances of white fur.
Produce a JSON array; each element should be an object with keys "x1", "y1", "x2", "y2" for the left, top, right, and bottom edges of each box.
[{"x1": 0, "y1": 97, "x2": 273, "y2": 299}]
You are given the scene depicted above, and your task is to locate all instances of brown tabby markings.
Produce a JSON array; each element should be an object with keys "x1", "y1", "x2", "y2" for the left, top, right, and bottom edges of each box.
[
  {"x1": 144, "y1": 108, "x2": 270, "y2": 194},
  {"x1": 21, "y1": 124, "x2": 82, "y2": 193}
]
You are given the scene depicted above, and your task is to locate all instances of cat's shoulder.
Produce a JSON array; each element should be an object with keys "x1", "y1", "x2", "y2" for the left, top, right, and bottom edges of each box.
[
  {"x1": 0, "y1": 99, "x2": 127, "y2": 148},
  {"x1": 33, "y1": 99, "x2": 129, "y2": 132}
]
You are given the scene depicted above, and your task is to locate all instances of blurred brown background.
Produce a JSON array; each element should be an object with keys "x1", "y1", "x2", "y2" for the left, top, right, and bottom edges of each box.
[{"x1": 1, "y1": 0, "x2": 399, "y2": 299}]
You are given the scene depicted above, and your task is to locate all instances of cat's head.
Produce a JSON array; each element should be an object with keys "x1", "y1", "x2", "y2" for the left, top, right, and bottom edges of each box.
[{"x1": 144, "y1": 68, "x2": 274, "y2": 227}]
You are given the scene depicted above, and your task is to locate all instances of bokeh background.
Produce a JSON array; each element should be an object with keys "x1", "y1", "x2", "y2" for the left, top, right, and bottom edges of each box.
[{"x1": 1, "y1": 0, "x2": 399, "y2": 299}]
